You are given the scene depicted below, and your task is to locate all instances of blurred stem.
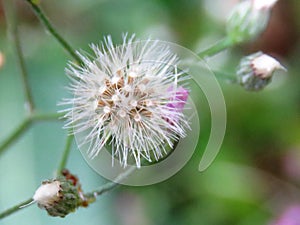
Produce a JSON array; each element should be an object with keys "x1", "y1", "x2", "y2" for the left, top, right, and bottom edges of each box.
[
  {"x1": 0, "y1": 198, "x2": 33, "y2": 220},
  {"x1": 57, "y1": 135, "x2": 74, "y2": 175},
  {"x1": 3, "y1": 0, "x2": 35, "y2": 113},
  {"x1": 24, "y1": 0, "x2": 82, "y2": 64},
  {"x1": 0, "y1": 166, "x2": 136, "y2": 219},
  {"x1": 32, "y1": 112, "x2": 63, "y2": 121},
  {"x1": 0, "y1": 112, "x2": 61, "y2": 156},
  {"x1": 212, "y1": 70, "x2": 237, "y2": 83},
  {"x1": 198, "y1": 37, "x2": 234, "y2": 58},
  {"x1": 86, "y1": 166, "x2": 136, "y2": 198},
  {"x1": 0, "y1": 118, "x2": 32, "y2": 155}
]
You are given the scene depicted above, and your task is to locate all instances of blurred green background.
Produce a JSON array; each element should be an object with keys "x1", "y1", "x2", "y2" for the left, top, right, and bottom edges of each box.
[{"x1": 0, "y1": 0, "x2": 300, "y2": 224}]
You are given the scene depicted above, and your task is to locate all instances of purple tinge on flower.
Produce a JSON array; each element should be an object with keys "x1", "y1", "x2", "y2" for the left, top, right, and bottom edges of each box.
[
  {"x1": 270, "y1": 205, "x2": 300, "y2": 225},
  {"x1": 165, "y1": 86, "x2": 189, "y2": 125}
]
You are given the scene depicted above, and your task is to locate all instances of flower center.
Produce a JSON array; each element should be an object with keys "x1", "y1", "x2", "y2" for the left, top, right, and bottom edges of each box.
[{"x1": 94, "y1": 69, "x2": 154, "y2": 122}]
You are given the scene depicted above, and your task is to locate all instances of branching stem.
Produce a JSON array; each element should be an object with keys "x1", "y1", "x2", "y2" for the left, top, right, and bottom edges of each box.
[
  {"x1": 24, "y1": 0, "x2": 82, "y2": 64},
  {"x1": 0, "y1": 112, "x2": 61, "y2": 155}
]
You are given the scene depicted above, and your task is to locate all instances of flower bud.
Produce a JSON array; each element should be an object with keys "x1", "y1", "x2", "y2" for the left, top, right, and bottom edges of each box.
[
  {"x1": 33, "y1": 170, "x2": 92, "y2": 217},
  {"x1": 226, "y1": 0, "x2": 278, "y2": 43},
  {"x1": 237, "y1": 52, "x2": 286, "y2": 91}
]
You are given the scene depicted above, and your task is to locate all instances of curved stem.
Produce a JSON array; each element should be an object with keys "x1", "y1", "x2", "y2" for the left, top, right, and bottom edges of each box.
[
  {"x1": 57, "y1": 135, "x2": 74, "y2": 174},
  {"x1": 198, "y1": 37, "x2": 234, "y2": 58},
  {"x1": 0, "y1": 198, "x2": 33, "y2": 220},
  {"x1": 24, "y1": 0, "x2": 83, "y2": 64},
  {"x1": 3, "y1": 0, "x2": 35, "y2": 113}
]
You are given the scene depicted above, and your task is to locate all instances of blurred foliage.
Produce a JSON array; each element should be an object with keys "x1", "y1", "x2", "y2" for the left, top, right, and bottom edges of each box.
[{"x1": 0, "y1": 0, "x2": 300, "y2": 225}]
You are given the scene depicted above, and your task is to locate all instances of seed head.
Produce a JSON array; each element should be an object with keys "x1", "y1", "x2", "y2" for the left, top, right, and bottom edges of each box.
[{"x1": 61, "y1": 35, "x2": 190, "y2": 168}]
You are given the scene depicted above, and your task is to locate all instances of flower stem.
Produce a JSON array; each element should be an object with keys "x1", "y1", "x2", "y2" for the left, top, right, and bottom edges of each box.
[
  {"x1": 32, "y1": 112, "x2": 62, "y2": 121},
  {"x1": 57, "y1": 135, "x2": 74, "y2": 174},
  {"x1": 86, "y1": 166, "x2": 136, "y2": 198},
  {"x1": 0, "y1": 198, "x2": 33, "y2": 220},
  {"x1": 0, "y1": 112, "x2": 61, "y2": 156},
  {"x1": 24, "y1": 0, "x2": 83, "y2": 64},
  {"x1": 198, "y1": 37, "x2": 234, "y2": 58},
  {"x1": 0, "y1": 118, "x2": 32, "y2": 155},
  {"x1": 3, "y1": 0, "x2": 35, "y2": 113},
  {"x1": 212, "y1": 70, "x2": 237, "y2": 83}
]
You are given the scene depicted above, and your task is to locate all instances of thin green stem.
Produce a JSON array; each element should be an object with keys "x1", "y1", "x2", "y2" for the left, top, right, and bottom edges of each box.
[
  {"x1": 0, "y1": 118, "x2": 32, "y2": 155},
  {"x1": 86, "y1": 166, "x2": 136, "y2": 198},
  {"x1": 0, "y1": 198, "x2": 33, "y2": 220},
  {"x1": 24, "y1": 0, "x2": 82, "y2": 64},
  {"x1": 57, "y1": 135, "x2": 74, "y2": 174},
  {"x1": 212, "y1": 70, "x2": 237, "y2": 83},
  {"x1": 3, "y1": 0, "x2": 35, "y2": 113},
  {"x1": 198, "y1": 37, "x2": 234, "y2": 58},
  {"x1": 32, "y1": 112, "x2": 63, "y2": 121},
  {"x1": 0, "y1": 112, "x2": 62, "y2": 156}
]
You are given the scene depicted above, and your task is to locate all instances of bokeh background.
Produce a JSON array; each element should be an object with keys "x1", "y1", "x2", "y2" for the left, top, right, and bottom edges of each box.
[{"x1": 0, "y1": 0, "x2": 300, "y2": 224}]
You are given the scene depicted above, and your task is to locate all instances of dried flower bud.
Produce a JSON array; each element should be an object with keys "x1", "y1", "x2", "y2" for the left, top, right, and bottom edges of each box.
[
  {"x1": 237, "y1": 51, "x2": 286, "y2": 91},
  {"x1": 226, "y1": 0, "x2": 278, "y2": 43},
  {"x1": 33, "y1": 170, "x2": 92, "y2": 217}
]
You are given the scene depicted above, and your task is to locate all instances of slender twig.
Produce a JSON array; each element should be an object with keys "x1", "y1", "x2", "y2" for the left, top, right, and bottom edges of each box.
[
  {"x1": 212, "y1": 70, "x2": 237, "y2": 83},
  {"x1": 24, "y1": 0, "x2": 82, "y2": 64},
  {"x1": 86, "y1": 166, "x2": 136, "y2": 198},
  {"x1": 32, "y1": 112, "x2": 63, "y2": 121},
  {"x1": 0, "y1": 112, "x2": 62, "y2": 155},
  {"x1": 0, "y1": 118, "x2": 32, "y2": 155},
  {"x1": 3, "y1": 0, "x2": 35, "y2": 113},
  {"x1": 57, "y1": 135, "x2": 74, "y2": 174},
  {"x1": 198, "y1": 37, "x2": 234, "y2": 58},
  {"x1": 0, "y1": 198, "x2": 33, "y2": 220}
]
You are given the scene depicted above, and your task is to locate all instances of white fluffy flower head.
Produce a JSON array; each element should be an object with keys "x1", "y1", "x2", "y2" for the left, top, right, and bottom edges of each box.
[{"x1": 62, "y1": 35, "x2": 189, "y2": 168}]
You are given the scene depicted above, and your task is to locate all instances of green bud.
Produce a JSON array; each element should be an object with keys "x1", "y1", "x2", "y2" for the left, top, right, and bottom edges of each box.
[{"x1": 226, "y1": 0, "x2": 277, "y2": 43}]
